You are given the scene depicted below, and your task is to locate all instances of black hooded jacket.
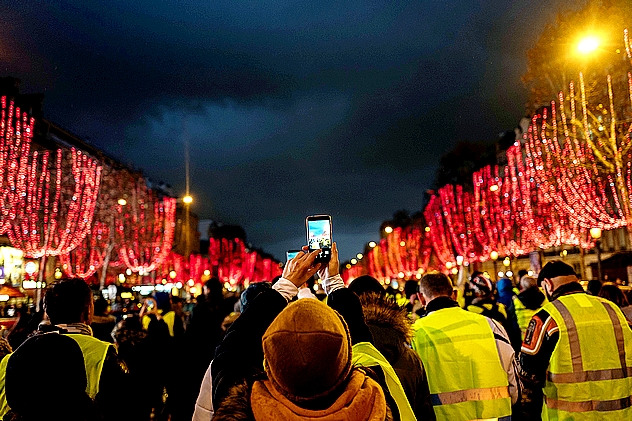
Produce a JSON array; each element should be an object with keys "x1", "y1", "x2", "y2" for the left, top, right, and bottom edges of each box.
[{"x1": 359, "y1": 293, "x2": 435, "y2": 421}]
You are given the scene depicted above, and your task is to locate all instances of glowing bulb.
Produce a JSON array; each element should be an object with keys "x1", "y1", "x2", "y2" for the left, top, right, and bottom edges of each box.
[
  {"x1": 384, "y1": 226, "x2": 393, "y2": 234},
  {"x1": 490, "y1": 251, "x2": 499, "y2": 261},
  {"x1": 188, "y1": 279, "x2": 195, "y2": 287},
  {"x1": 118, "y1": 198, "x2": 127, "y2": 206},
  {"x1": 357, "y1": 253, "x2": 363, "y2": 260},
  {"x1": 498, "y1": 271, "x2": 504, "y2": 278},
  {"x1": 424, "y1": 226, "x2": 430, "y2": 232},
  {"x1": 125, "y1": 268, "x2": 132, "y2": 276},
  {"x1": 590, "y1": 227, "x2": 602, "y2": 239},
  {"x1": 183, "y1": 195, "x2": 193, "y2": 204},
  {"x1": 368, "y1": 241, "x2": 377, "y2": 248},
  {"x1": 169, "y1": 270, "x2": 177, "y2": 279},
  {"x1": 451, "y1": 268, "x2": 458, "y2": 275},
  {"x1": 489, "y1": 184, "x2": 499, "y2": 192},
  {"x1": 506, "y1": 271, "x2": 513, "y2": 277},
  {"x1": 456, "y1": 255, "x2": 464, "y2": 265},
  {"x1": 203, "y1": 269, "x2": 211, "y2": 276},
  {"x1": 577, "y1": 36, "x2": 599, "y2": 54},
  {"x1": 445, "y1": 262, "x2": 453, "y2": 269},
  {"x1": 350, "y1": 258, "x2": 358, "y2": 265}
]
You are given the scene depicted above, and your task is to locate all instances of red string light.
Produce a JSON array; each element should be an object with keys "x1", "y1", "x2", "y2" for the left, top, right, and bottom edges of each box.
[
  {"x1": 117, "y1": 178, "x2": 176, "y2": 273},
  {"x1": 0, "y1": 97, "x2": 34, "y2": 234},
  {"x1": 7, "y1": 148, "x2": 101, "y2": 258}
]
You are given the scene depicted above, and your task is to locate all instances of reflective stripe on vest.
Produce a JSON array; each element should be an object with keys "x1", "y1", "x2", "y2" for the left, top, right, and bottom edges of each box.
[
  {"x1": 0, "y1": 354, "x2": 10, "y2": 418},
  {"x1": 542, "y1": 294, "x2": 632, "y2": 420},
  {"x1": 412, "y1": 307, "x2": 511, "y2": 421},
  {"x1": 66, "y1": 334, "x2": 111, "y2": 398},
  {"x1": 352, "y1": 342, "x2": 417, "y2": 421},
  {"x1": 512, "y1": 296, "x2": 538, "y2": 340}
]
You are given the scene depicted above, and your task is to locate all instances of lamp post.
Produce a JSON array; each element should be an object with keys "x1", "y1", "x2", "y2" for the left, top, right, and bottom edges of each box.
[
  {"x1": 502, "y1": 257, "x2": 511, "y2": 280},
  {"x1": 490, "y1": 251, "x2": 499, "y2": 281},
  {"x1": 590, "y1": 228, "x2": 603, "y2": 282}
]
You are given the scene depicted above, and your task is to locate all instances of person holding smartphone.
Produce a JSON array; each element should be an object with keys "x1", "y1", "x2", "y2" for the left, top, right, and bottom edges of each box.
[{"x1": 211, "y1": 242, "x2": 411, "y2": 421}]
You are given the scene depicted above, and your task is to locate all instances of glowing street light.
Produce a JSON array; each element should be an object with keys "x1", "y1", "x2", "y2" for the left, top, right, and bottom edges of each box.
[
  {"x1": 590, "y1": 228, "x2": 602, "y2": 239},
  {"x1": 368, "y1": 241, "x2": 377, "y2": 248},
  {"x1": 384, "y1": 226, "x2": 393, "y2": 234},
  {"x1": 577, "y1": 36, "x2": 600, "y2": 54},
  {"x1": 183, "y1": 195, "x2": 193, "y2": 204}
]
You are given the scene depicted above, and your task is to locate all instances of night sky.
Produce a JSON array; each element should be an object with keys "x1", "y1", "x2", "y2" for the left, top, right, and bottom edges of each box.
[{"x1": 0, "y1": 0, "x2": 567, "y2": 262}]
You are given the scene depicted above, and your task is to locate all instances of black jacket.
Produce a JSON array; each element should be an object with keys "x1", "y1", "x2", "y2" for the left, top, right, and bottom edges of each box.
[
  {"x1": 34, "y1": 324, "x2": 132, "y2": 421},
  {"x1": 212, "y1": 288, "x2": 399, "y2": 421},
  {"x1": 359, "y1": 293, "x2": 435, "y2": 421}
]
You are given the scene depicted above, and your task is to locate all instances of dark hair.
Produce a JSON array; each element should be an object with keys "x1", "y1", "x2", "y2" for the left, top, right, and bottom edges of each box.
[
  {"x1": 204, "y1": 277, "x2": 224, "y2": 306},
  {"x1": 419, "y1": 272, "x2": 453, "y2": 298},
  {"x1": 599, "y1": 284, "x2": 629, "y2": 308},
  {"x1": 537, "y1": 260, "x2": 576, "y2": 286},
  {"x1": 404, "y1": 280, "x2": 419, "y2": 298},
  {"x1": 587, "y1": 280, "x2": 602, "y2": 296},
  {"x1": 518, "y1": 269, "x2": 529, "y2": 279},
  {"x1": 93, "y1": 297, "x2": 109, "y2": 316},
  {"x1": 240, "y1": 282, "x2": 271, "y2": 312},
  {"x1": 348, "y1": 276, "x2": 384, "y2": 297},
  {"x1": 44, "y1": 279, "x2": 93, "y2": 325}
]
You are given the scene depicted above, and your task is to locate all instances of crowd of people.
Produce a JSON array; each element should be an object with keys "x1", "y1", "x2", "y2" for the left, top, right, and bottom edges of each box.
[{"x1": 0, "y1": 242, "x2": 629, "y2": 420}]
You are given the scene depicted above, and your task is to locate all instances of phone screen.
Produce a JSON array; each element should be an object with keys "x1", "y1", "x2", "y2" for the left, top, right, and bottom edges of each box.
[
  {"x1": 306, "y1": 215, "x2": 332, "y2": 261},
  {"x1": 286, "y1": 250, "x2": 302, "y2": 261}
]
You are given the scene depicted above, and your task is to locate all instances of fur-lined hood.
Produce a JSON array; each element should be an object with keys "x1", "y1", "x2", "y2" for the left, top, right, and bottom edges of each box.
[
  {"x1": 213, "y1": 372, "x2": 394, "y2": 421},
  {"x1": 359, "y1": 293, "x2": 412, "y2": 343}
]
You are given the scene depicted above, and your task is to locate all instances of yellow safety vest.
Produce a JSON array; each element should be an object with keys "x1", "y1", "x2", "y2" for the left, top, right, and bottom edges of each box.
[
  {"x1": 0, "y1": 334, "x2": 111, "y2": 418},
  {"x1": 67, "y1": 334, "x2": 112, "y2": 398},
  {"x1": 412, "y1": 307, "x2": 511, "y2": 421},
  {"x1": 512, "y1": 295, "x2": 539, "y2": 340},
  {"x1": 0, "y1": 355, "x2": 9, "y2": 417},
  {"x1": 352, "y1": 342, "x2": 417, "y2": 421},
  {"x1": 542, "y1": 293, "x2": 632, "y2": 420},
  {"x1": 163, "y1": 311, "x2": 176, "y2": 337}
]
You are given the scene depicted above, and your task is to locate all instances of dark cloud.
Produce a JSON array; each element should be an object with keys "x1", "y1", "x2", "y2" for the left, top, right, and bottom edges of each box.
[{"x1": 0, "y1": 0, "x2": 566, "y2": 261}]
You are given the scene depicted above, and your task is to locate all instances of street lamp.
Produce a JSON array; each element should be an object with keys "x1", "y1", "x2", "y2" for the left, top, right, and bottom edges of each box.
[
  {"x1": 577, "y1": 36, "x2": 600, "y2": 55},
  {"x1": 490, "y1": 251, "x2": 499, "y2": 281},
  {"x1": 183, "y1": 195, "x2": 193, "y2": 204},
  {"x1": 590, "y1": 228, "x2": 603, "y2": 282},
  {"x1": 384, "y1": 226, "x2": 393, "y2": 234},
  {"x1": 368, "y1": 241, "x2": 377, "y2": 248}
]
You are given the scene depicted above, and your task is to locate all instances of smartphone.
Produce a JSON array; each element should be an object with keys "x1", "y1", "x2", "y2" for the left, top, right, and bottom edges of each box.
[
  {"x1": 286, "y1": 250, "x2": 303, "y2": 261},
  {"x1": 306, "y1": 215, "x2": 332, "y2": 263},
  {"x1": 146, "y1": 300, "x2": 155, "y2": 309}
]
